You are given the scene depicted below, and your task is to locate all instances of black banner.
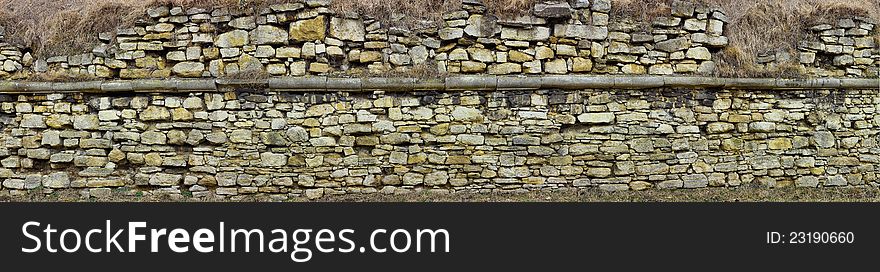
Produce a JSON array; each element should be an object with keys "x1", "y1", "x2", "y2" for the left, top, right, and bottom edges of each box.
[{"x1": 0, "y1": 203, "x2": 874, "y2": 270}]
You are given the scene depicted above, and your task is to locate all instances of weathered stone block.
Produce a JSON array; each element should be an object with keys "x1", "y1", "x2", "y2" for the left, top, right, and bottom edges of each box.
[
  {"x1": 261, "y1": 152, "x2": 288, "y2": 167},
  {"x1": 553, "y1": 24, "x2": 607, "y2": 40},
  {"x1": 577, "y1": 112, "x2": 614, "y2": 124},
  {"x1": 172, "y1": 62, "x2": 205, "y2": 77},
  {"x1": 215, "y1": 30, "x2": 249, "y2": 48},
  {"x1": 464, "y1": 14, "x2": 502, "y2": 37},
  {"x1": 250, "y1": 25, "x2": 288, "y2": 45},
  {"x1": 21, "y1": 114, "x2": 46, "y2": 128},
  {"x1": 500, "y1": 26, "x2": 550, "y2": 41},
  {"x1": 655, "y1": 38, "x2": 691, "y2": 52},
  {"x1": 532, "y1": 1, "x2": 573, "y2": 18},
  {"x1": 329, "y1": 17, "x2": 365, "y2": 42},
  {"x1": 150, "y1": 173, "x2": 182, "y2": 186}
]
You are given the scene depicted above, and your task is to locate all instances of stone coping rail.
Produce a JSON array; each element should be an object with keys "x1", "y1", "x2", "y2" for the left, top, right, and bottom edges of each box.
[{"x1": 0, "y1": 76, "x2": 877, "y2": 93}]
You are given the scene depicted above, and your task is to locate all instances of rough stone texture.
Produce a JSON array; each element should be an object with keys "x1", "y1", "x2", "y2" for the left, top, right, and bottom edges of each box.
[
  {"x1": 532, "y1": 1, "x2": 573, "y2": 19},
  {"x1": 215, "y1": 30, "x2": 249, "y2": 48},
  {"x1": 655, "y1": 38, "x2": 692, "y2": 52},
  {"x1": 172, "y1": 62, "x2": 205, "y2": 77},
  {"x1": 464, "y1": 15, "x2": 501, "y2": 38},
  {"x1": 9, "y1": 0, "x2": 876, "y2": 81},
  {"x1": 0, "y1": 1, "x2": 876, "y2": 201},
  {"x1": 329, "y1": 17, "x2": 365, "y2": 42},
  {"x1": 1, "y1": 88, "x2": 875, "y2": 199},
  {"x1": 250, "y1": 25, "x2": 288, "y2": 44},
  {"x1": 289, "y1": 16, "x2": 326, "y2": 42}
]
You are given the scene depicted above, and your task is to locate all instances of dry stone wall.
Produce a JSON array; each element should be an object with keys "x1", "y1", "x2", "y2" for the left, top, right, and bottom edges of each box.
[
  {"x1": 0, "y1": 1, "x2": 875, "y2": 80},
  {"x1": 795, "y1": 18, "x2": 879, "y2": 77},
  {"x1": 0, "y1": 0, "x2": 742, "y2": 79},
  {"x1": 0, "y1": 0, "x2": 875, "y2": 79},
  {"x1": 748, "y1": 17, "x2": 880, "y2": 78},
  {"x1": 0, "y1": 0, "x2": 877, "y2": 199},
  {"x1": 0, "y1": 85, "x2": 879, "y2": 199}
]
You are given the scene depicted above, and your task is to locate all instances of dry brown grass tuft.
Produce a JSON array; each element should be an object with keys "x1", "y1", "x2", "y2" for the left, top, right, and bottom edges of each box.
[
  {"x1": 330, "y1": 0, "x2": 460, "y2": 26},
  {"x1": 330, "y1": 0, "x2": 536, "y2": 24},
  {"x1": 0, "y1": 0, "x2": 143, "y2": 57},
  {"x1": 611, "y1": 0, "x2": 673, "y2": 23},
  {"x1": 482, "y1": 0, "x2": 536, "y2": 17}
]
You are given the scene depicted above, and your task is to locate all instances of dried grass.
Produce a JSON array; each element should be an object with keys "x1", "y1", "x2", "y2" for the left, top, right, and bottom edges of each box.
[
  {"x1": 611, "y1": 0, "x2": 674, "y2": 23},
  {"x1": 0, "y1": 0, "x2": 141, "y2": 57},
  {"x1": 330, "y1": 0, "x2": 536, "y2": 24},
  {"x1": 482, "y1": 0, "x2": 536, "y2": 17},
  {"x1": 329, "y1": 0, "x2": 459, "y2": 26}
]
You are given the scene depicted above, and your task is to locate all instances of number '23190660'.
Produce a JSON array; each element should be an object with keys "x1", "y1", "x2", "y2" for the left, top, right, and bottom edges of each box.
[{"x1": 767, "y1": 232, "x2": 855, "y2": 244}]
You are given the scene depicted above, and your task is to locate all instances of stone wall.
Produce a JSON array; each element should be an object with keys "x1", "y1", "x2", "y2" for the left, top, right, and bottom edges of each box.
[
  {"x1": 793, "y1": 18, "x2": 878, "y2": 77},
  {"x1": 0, "y1": 0, "x2": 877, "y2": 200},
  {"x1": 10, "y1": 0, "x2": 729, "y2": 79},
  {"x1": 741, "y1": 18, "x2": 879, "y2": 78},
  {"x1": 0, "y1": 83, "x2": 879, "y2": 199},
  {"x1": 0, "y1": 0, "x2": 872, "y2": 79},
  {"x1": 4, "y1": 0, "x2": 869, "y2": 79}
]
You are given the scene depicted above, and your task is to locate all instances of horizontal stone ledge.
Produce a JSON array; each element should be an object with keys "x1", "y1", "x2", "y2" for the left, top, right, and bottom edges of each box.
[
  {"x1": 101, "y1": 79, "x2": 217, "y2": 93},
  {"x1": 542, "y1": 76, "x2": 615, "y2": 89},
  {"x1": 0, "y1": 76, "x2": 875, "y2": 93},
  {"x1": 447, "y1": 76, "x2": 497, "y2": 91}
]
